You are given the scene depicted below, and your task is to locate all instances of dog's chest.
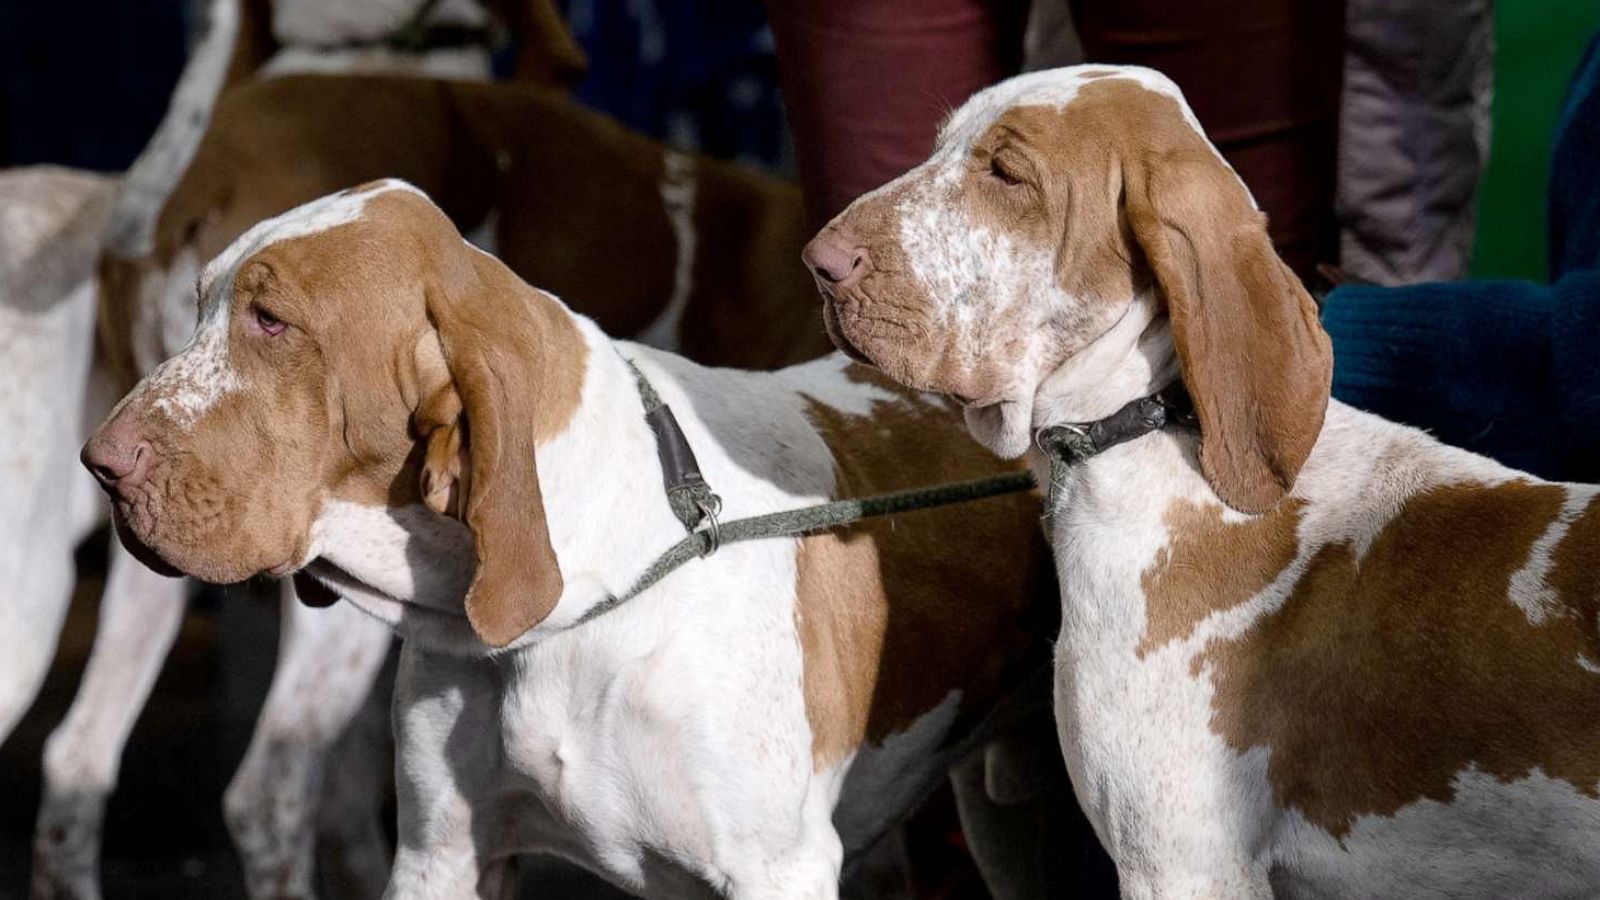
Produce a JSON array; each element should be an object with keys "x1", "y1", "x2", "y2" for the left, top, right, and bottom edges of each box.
[
  {"x1": 489, "y1": 559, "x2": 821, "y2": 886},
  {"x1": 1044, "y1": 443, "x2": 1289, "y2": 862}
]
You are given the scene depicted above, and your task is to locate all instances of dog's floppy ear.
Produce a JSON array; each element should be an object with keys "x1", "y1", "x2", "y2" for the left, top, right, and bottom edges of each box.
[
  {"x1": 422, "y1": 243, "x2": 572, "y2": 647},
  {"x1": 1125, "y1": 151, "x2": 1332, "y2": 514}
]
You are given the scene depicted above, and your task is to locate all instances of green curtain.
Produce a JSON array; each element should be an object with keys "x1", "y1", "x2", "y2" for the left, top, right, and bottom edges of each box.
[{"x1": 1471, "y1": 0, "x2": 1600, "y2": 280}]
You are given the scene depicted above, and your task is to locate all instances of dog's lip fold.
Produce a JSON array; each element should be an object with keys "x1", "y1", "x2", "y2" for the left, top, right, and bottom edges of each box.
[
  {"x1": 821, "y1": 297, "x2": 875, "y2": 365},
  {"x1": 109, "y1": 510, "x2": 185, "y2": 578}
]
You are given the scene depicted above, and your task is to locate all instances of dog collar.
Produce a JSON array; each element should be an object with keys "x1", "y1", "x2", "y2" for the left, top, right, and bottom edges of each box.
[
  {"x1": 1034, "y1": 382, "x2": 1196, "y2": 509},
  {"x1": 1034, "y1": 381, "x2": 1195, "y2": 467}
]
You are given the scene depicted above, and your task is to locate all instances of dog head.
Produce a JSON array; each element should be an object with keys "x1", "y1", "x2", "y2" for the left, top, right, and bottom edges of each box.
[
  {"x1": 805, "y1": 66, "x2": 1330, "y2": 513},
  {"x1": 83, "y1": 181, "x2": 583, "y2": 646}
]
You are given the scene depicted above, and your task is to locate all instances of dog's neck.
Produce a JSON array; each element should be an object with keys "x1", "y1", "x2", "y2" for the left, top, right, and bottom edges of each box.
[
  {"x1": 1033, "y1": 292, "x2": 1181, "y2": 427},
  {"x1": 306, "y1": 312, "x2": 686, "y2": 655}
]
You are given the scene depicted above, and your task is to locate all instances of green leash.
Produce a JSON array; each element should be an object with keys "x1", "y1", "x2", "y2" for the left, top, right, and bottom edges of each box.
[{"x1": 575, "y1": 360, "x2": 1040, "y2": 626}]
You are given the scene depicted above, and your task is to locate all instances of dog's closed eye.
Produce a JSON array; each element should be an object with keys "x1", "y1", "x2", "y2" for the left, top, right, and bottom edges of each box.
[
  {"x1": 989, "y1": 157, "x2": 1024, "y2": 187},
  {"x1": 252, "y1": 304, "x2": 287, "y2": 337}
]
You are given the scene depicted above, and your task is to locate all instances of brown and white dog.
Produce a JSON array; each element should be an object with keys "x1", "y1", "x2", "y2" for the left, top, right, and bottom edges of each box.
[
  {"x1": 25, "y1": 0, "x2": 584, "y2": 894},
  {"x1": 806, "y1": 65, "x2": 1600, "y2": 899},
  {"x1": 81, "y1": 181, "x2": 1065, "y2": 898},
  {"x1": 41, "y1": 70, "x2": 829, "y2": 900}
]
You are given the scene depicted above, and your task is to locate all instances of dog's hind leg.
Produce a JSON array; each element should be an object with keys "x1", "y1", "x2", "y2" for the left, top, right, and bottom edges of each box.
[
  {"x1": 32, "y1": 535, "x2": 189, "y2": 900},
  {"x1": 225, "y1": 584, "x2": 392, "y2": 899}
]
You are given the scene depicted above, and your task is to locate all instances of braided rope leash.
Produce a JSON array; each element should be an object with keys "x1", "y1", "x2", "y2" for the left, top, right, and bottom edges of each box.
[{"x1": 574, "y1": 360, "x2": 1040, "y2": 626}]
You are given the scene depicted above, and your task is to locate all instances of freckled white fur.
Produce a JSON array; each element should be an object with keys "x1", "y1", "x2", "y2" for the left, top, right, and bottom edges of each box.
[
  {"x1": 292, "y1": 305, "x2": 1013, "y2": 897},
  {"x1": 636, "y1": 150, "x2": 699, "y2": 350},
  {"x1": 873, "y1": 64, "x2": 1600, "y2": 899}
]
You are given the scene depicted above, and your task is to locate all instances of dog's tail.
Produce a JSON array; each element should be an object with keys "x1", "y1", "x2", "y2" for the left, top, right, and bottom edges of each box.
[{"x1": 102, "y1": 0, "x2": 269, "y2": 260}]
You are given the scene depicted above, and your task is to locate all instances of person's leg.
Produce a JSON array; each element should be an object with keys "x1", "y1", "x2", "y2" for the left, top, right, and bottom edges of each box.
[
  {"x1": 767, "y1": 0, "x2": 1027, "y2": 229},
  {"x1": 1072, "y1": 0, "x2": 1344, "y2": 281}
]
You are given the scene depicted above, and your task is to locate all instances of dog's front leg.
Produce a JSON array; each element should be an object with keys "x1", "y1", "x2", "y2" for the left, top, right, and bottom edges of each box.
[
  {"x1": 224, "y1": 583, "x2": 393, "y2": 899},
  {"x1": 314, "y1": 669, "x2": 396, "y2": 900},
  {"x1": 32, "y1": 536, "x2": 188, "y2": 900},
  {"x1": 386, "y1": 647, "x2": 504, "y2": 900}
]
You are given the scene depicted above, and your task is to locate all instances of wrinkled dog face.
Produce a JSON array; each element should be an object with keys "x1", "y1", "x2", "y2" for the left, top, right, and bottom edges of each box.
[
  {"x1": 85, "y1": 182, "x2": 448, "y2": 583},
  {"x1": 87, "y1": 179, "x2": 579, "y2": 646},
  {"x1": 807, "y1": 67, "x2": 1217, "y2": 456}
]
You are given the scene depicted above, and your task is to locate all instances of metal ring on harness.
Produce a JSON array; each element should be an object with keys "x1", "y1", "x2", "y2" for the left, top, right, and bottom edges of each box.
[{"x1": 694, "y1": 496, "x2": 723, "y2": 557}]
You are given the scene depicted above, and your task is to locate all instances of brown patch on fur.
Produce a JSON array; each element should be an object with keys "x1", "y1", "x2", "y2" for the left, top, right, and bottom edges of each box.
[
  {"x1": 795, "y1": 371, "x2": 1056, "y2": 768},
  {"x1": 1187, "y1": 481, "x2": 1600, "y2": 836},
  {"x1": 1137, "y1": 498, "x2": 1304, "y2": 656}
]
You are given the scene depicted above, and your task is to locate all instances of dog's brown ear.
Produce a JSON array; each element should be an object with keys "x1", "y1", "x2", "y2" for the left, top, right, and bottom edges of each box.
[
  {"x1": 1125, "y1": 151, "x2": 1332, "y2": 514},
  {"x1": 423, "y1": 243, "x2": 577, "y2": 647}
]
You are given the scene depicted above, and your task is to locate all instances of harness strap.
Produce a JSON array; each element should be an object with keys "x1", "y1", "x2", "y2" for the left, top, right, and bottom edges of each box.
[{"x1": 625, "y1": 360, "x2": 723, "y2": 537}]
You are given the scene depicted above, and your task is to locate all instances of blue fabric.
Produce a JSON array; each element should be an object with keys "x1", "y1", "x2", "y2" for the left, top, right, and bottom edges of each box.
[
  {"x1": 1323, "y1": 280, "x2": 1568, "y2": 477},
  {"x1": 1323, "y1": 29, "x2": 1600, "y2": 481},
  {"x1": 1550, "y1": 32, "x2": 1600, "y2": 278},
  {"x1": 561, "y1": 0, "x2": 788, "y2": 169}
]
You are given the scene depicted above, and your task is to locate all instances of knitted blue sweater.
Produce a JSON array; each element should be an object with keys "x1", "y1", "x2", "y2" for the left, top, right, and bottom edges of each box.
[{"x1": 1321, "y1": 31, "x2": 1600, "y2": 481}]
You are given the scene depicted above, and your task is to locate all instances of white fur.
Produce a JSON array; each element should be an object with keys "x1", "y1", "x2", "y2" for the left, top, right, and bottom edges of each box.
[
  {"x1": 871, "y1": 65, "x2": 1600, "y2": 899},
  {"x1": 636, "y1": 150, "x2": 699, "y2": 350},
  {"x1": 33, "y1": 539, "x2": 189, "y2": 899},
  {"x1": 0, "y1": 168, "x2": 115, "y2": 747},
  {"x1": 270, "y1": 0, "x2": 487, "y2": 46},
  {"x1": 261, "y1": 45, "x2": 491, "y2": 80},
  {"x1": 223, "y1": 583, "x2": 394, "y2": 898},
  {"x1": 1509, "y1": 487, "x2": 1598, "y2": 625}
]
